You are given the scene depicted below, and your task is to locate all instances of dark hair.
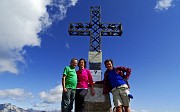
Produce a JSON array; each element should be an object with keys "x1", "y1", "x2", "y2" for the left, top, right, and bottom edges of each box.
[
  {"x1": 104, "y1": 59, "x2": 113, "y2": 66},
  {"x1": 78, "y1": 58, "x2": 87, "y2": 68}
]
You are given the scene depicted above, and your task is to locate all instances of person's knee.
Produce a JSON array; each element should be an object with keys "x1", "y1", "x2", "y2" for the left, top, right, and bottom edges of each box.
[
  {"x1": 123, "y1": 106, "x2": 130, "y2": 112},
  {"x1": 124, "y1": 106, "x2": 129, "y2": 109},
  {"x1": 116, "y1": 106, "x2": 123, "y2": 112}
]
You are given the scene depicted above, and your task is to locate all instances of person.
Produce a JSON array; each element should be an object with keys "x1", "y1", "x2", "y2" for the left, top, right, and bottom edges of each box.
[
  {"x1": 103, "y1": 59, "x2": 132, "y2": 112},
  {"x1": 75, "y1": 58, "x2": 95, "y2": 112},
  {"x1": 61, "y1": 58, "x2": 78, "y2": 112}
]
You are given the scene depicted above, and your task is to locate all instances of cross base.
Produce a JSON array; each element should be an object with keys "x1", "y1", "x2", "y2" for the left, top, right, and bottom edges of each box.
[{"x1": 84, "y1": 83, "x2": 112, "y2": 112}]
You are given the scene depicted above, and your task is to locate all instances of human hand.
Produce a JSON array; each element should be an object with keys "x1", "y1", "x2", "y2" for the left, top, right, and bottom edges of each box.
[
  {"x1": 91, "y1": 90, "x2": 95, "y2": 96},
  {"x1": 63, "y1": 88, "x2": 67, "y2": 92}
]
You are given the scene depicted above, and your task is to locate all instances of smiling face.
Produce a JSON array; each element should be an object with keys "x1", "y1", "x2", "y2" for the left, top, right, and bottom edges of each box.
[
  {"x1": 78, "y1": 58, "x2": 86, "y2": 69},
  {"x1": 105, "y1": 61, "x2": 113, "y2": 70},
  {"x1": 70, "y1": 58, "x2": 78, "y2": 68},
  {"x1": 79, "y1": 60, "x2": 85, "y2": 69}
]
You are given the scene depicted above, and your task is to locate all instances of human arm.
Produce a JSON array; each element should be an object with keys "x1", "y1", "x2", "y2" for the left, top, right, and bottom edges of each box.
[
  {"x1": 62, "y1": 74, "x2": 67, "y2": 92},
  {"x1": 103, "y1": 70, "x2": 112, "y2": 94},
  {"x1": 90, "y1": 84, "x2": 95, "y2": 96},
  {"x1": 124, "y1": 67, "x2": 131, "y2": 79},
  {"x1": 116, "y1": 66, "x2": 132, "y2": 79},
  {"x1": 62, "y1": 66, "x2": 69, "y2": 92},
  {"x1": 87, "y1": 70, "x2": 95, "y2": 96},
  {"x1": 116, "y1": 66, "x2": 132, "y2": 88}
]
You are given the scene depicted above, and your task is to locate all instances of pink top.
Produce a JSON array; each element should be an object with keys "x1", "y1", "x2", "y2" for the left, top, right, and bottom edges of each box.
[{"x1": 76, "y1": 68, "x2": 94, "y2": 88}]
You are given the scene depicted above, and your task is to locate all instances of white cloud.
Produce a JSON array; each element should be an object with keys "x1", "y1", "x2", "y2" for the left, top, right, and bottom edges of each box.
[
  {"x1": 0, "y1": 0, "x2": 51, "y2": 74},
  {"x1": 0, "y1": 88, "x2": 33, "y2": 101},
  {"x1": 39, "y1": 85, "x2": 62, "y2": 103},
  {"x1": 33, "y1": 103, "x2": 49, "y2": 108},
  {"x1": 48, "y1": 0, "x2": 78, "y2": 21},
  {"x1": 0, "y1": 59, "x2": 19, "y2": 74},
  {"x1": 154, "y1": 0, "x2": 174, "y2": 11},
  {"x1": 0, "y1": 0, "x2": 78, "y2": 74}
]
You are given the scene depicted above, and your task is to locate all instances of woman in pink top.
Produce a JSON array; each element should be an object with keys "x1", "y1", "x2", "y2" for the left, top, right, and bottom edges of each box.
[{"x1": 75, "y1": 58, "x2": 95, "y2": 112}]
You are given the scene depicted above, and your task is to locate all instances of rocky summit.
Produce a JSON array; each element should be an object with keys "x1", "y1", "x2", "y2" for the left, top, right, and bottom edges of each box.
[{"x1": 0, "y1": 103, "x2": 59, "y2": 112}]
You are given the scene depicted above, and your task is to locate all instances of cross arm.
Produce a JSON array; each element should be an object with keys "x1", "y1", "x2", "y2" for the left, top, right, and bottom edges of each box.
[
  {"x1": 99, "y1": 23, "x2": 123, "y2": 36},
  {"x1": 68, "y1": 22, "x2": 92, "y2": 36}
]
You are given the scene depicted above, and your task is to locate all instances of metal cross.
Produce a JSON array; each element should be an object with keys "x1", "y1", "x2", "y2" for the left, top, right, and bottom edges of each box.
[{"x1": 68, "y1": 6, "x2": 123, "y2": 74}]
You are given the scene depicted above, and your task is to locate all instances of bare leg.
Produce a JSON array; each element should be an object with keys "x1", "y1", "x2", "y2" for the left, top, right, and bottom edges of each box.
[
  {"x1": 116, "y1": 106, "x2": 123, "y2": 112},
  {"x1": 122, "y1": 107, "x2": 124, "y2": 112},
  {"x1": 124, "y1": 106, "x2": 130, "y2": 112}
]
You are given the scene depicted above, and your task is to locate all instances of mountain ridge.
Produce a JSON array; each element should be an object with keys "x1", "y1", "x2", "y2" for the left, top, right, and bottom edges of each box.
[{"x1": 0, "y1": 103, "x2": 60, "y2": 112}]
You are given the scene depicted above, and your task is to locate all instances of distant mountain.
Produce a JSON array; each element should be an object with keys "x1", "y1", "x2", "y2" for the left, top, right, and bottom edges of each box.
[
  {"x1": 0, "y1": 103, "x2": 27, "y2": 112},
  {"x1": 0, "y1": 103, "x2": 60, "y2": 112}
]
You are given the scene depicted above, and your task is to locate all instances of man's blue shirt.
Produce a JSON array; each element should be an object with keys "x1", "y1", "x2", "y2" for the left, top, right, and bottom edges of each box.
[{"x1": 107, "y1": 69, "x2": 126, "y2": 88}]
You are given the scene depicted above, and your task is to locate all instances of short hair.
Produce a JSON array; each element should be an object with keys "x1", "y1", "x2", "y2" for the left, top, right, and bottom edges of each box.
[
  {"x1": 70, "y1": 58, "x2": 78, "y2": 63},
  {"x1": 104, "y1": 59, "x2": 113, "y2": 66},
  {"x1": 78, "y1": 58, "x2": 87, "y2": 68}
]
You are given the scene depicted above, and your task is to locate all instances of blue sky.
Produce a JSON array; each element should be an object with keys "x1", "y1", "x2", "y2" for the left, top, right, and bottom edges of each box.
[{"x1": 0, "y1": 0, "x2": 180, "y2": 111}]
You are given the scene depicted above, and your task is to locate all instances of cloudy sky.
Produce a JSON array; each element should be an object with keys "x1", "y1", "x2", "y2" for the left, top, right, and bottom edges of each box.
[{"x1": 0, "y1": 0, "x2": 180, "y2": 111}]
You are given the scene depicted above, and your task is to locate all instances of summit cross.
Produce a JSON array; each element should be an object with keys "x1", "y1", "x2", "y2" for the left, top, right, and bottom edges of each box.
[{"x1": 68, "y1": 6, "x2": 123, "y2": 71}]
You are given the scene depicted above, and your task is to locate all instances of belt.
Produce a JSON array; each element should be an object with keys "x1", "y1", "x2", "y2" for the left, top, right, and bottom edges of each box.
[{"x1": 111, "y1": 84, "x2": 128, "y2": 92}]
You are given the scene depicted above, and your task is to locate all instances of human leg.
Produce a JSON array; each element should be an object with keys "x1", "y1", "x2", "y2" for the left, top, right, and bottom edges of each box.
[
  {"x1": 75, "y1": 89, "x2": 83, "y2": 112},
  {"x1": 124, "y1": 106, "x2": 130, "y2": 112},
  {"x1": 69, "y1": 89, "x2": 76, "y2": 112},
  {"x1": 120, "y1": 88, "x2": 130, "y2": 112},
  {"x1": 116, "y1": 105, "x2": 123, "y2": 112},
  {"x1": 112, "y1": 89, "x2": 123, "y2": 112},
  {"x1": 61, "y1": 89, "x2": 72, "y2": 112},
  {"x1": 113, "y1": 85, "x2": 131, "y2": 112},
  {"x1": 75, "y1": 89, "x2": 88, "y2": 112}
]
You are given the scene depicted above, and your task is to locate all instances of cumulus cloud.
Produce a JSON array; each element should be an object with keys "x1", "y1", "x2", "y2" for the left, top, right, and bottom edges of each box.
[
  {"x1": 0, "y1": 88, "x2": 33, "y2": 101},
  {"x1": 0, "y1": 0, "x2": 78, "y2": 74},
  {"x1": 154, "y1": 0, "x2": 174, "y2": 11},
  {"x1": 0, "y1": 0, "x2": 51, "y2": 74},
  {"x1": 39, "y1": 85, "x2": 62, "y2": 103}
]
